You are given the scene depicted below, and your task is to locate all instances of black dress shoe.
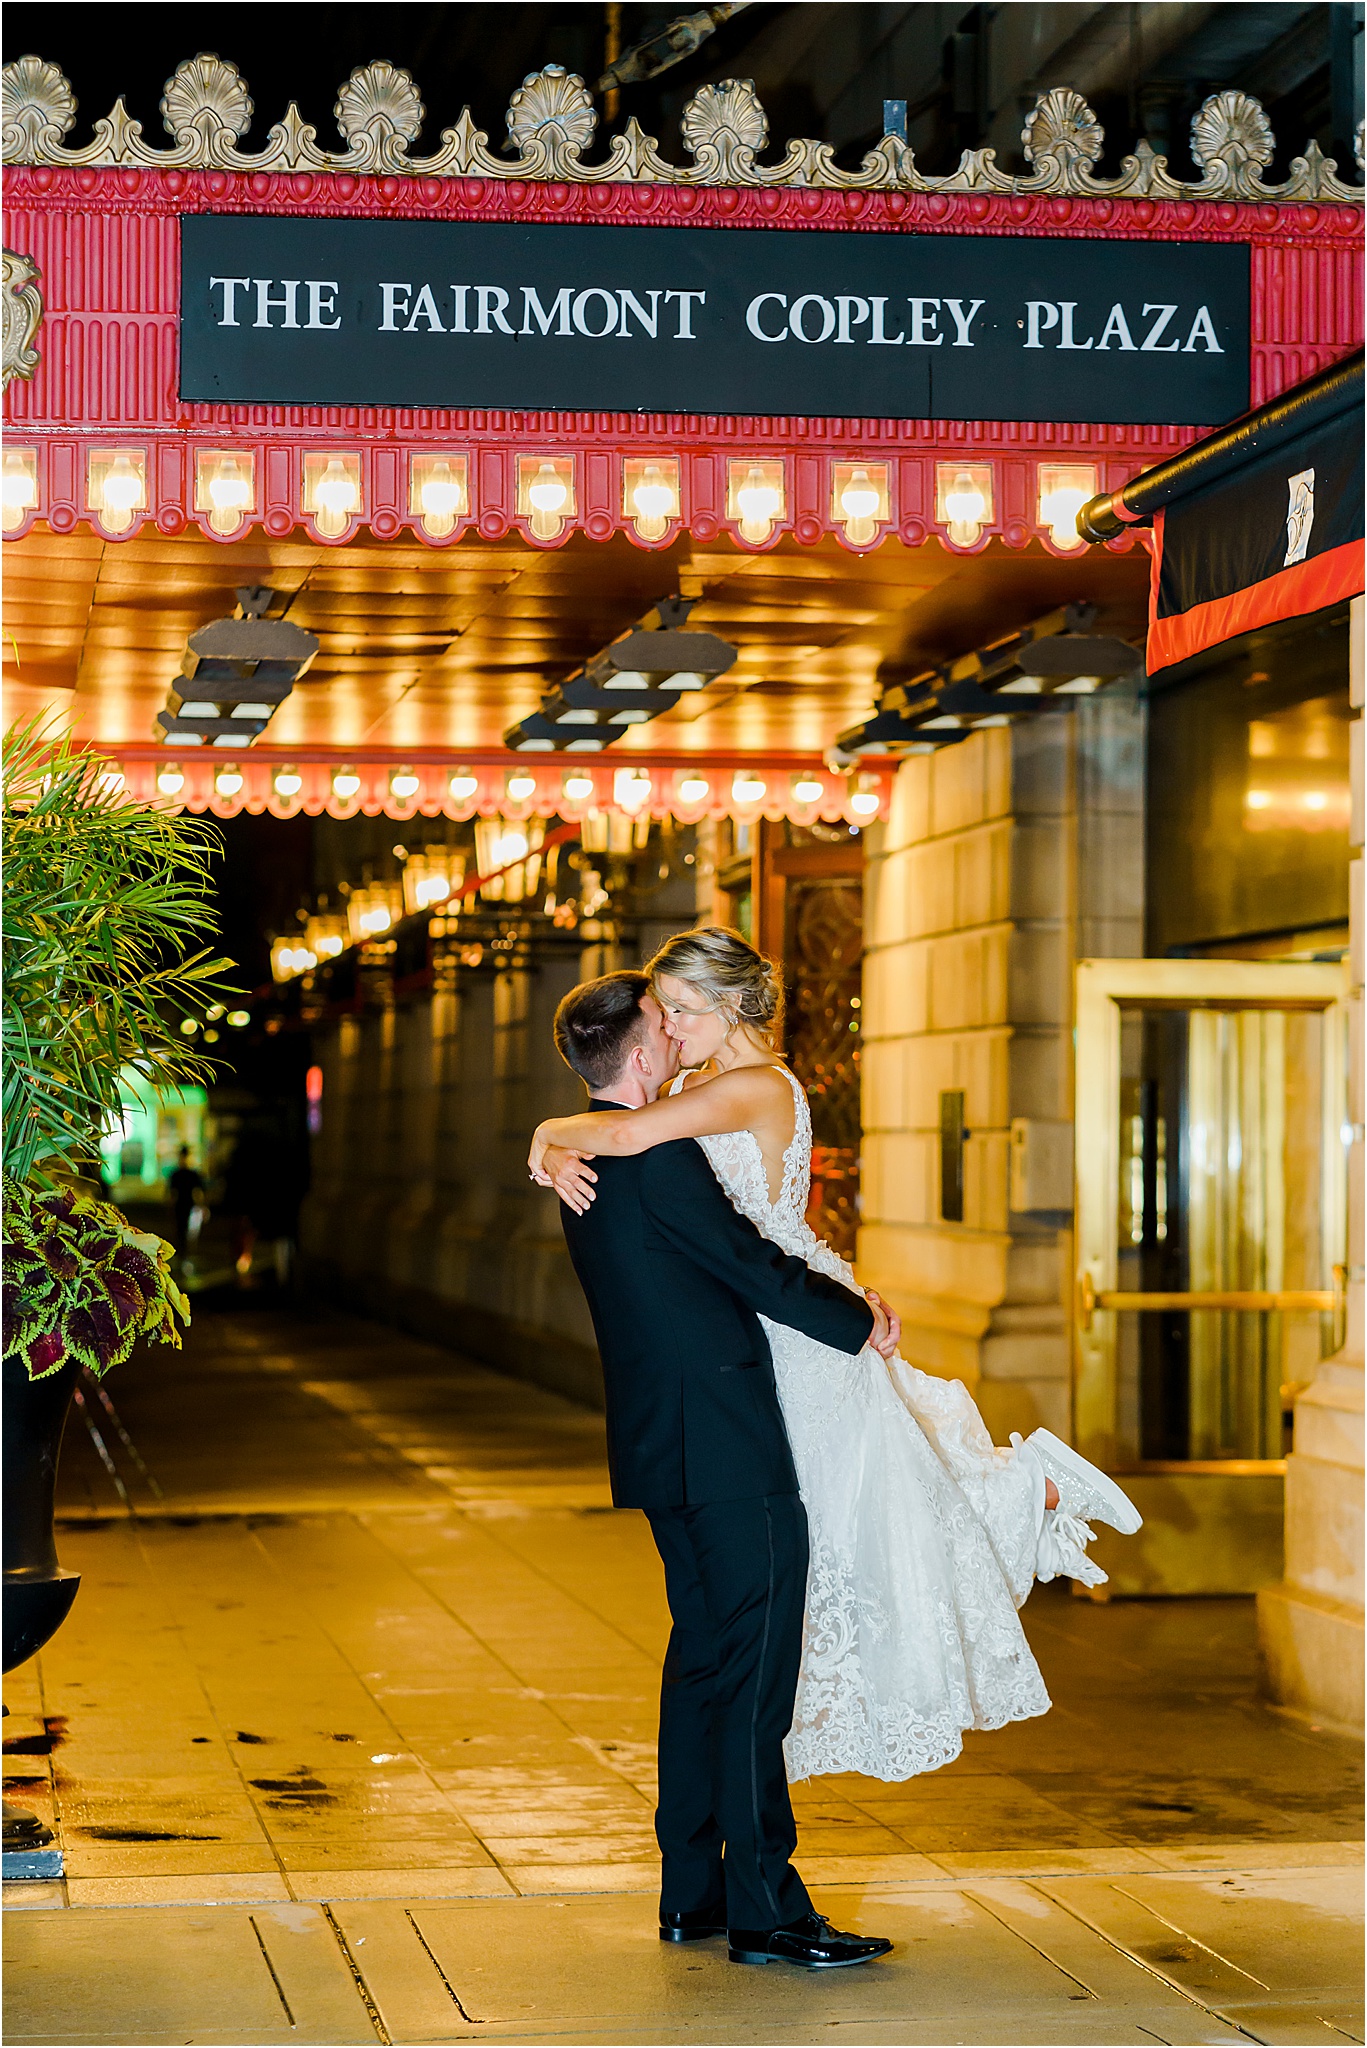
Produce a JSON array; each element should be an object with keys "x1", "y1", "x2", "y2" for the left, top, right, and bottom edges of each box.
[
  {"x1": 728, "y1": 1911, "x2": 893, "y2": 1968},
  {"x1": 660, "y1": 1905, "x2": 728, "y2": 1943}
]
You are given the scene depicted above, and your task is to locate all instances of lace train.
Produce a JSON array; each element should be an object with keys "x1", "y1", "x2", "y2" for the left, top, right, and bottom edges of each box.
[{"x1": 679, "y1": 1065, "x2": 1054, "y2": 1781}]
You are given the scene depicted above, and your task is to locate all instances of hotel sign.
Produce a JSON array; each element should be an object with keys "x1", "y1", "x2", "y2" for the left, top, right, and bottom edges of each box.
[{"x1": 180, "y1": 215, "x2": 1250, "y2": 425}]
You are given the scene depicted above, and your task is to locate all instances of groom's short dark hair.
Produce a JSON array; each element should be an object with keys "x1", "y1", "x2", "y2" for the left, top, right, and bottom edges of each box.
[{"x1": 554, "y1": 971, "x2": 651, "y2": 1090}]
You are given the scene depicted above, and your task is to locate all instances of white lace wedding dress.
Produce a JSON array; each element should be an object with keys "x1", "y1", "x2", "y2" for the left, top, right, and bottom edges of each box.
[{"x1": 673, "y1": 1064, "x2": 1054, "y2": 1782}]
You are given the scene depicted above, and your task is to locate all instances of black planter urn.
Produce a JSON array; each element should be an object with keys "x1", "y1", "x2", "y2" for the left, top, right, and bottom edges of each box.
[{"x1": 3, "y1": 1355, "x2": 82, "y2": 1674}]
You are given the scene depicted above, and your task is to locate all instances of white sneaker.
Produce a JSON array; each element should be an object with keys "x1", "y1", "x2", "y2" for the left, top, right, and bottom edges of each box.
[{"x1": 1027, "y1": 1428, "x2": 1143, "y2": 1535}]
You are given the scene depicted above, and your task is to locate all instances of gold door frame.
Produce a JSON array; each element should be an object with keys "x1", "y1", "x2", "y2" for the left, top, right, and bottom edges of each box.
[{"x1": 1074, "y1": 957, "x2": 1349, "y2": 1469}]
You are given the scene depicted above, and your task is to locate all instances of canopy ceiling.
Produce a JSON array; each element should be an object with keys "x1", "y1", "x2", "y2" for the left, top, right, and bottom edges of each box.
[{"x1": 4, "y1": 522, "x2": 1149, "y2": 760}]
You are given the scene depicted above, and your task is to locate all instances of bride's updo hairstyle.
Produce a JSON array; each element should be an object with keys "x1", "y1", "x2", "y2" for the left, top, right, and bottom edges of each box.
[{"x1": 647, "y1": 925, "x2": 783, "y2": 1045}]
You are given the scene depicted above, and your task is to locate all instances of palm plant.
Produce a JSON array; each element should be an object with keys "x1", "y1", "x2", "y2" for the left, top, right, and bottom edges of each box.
[{"x1": 2, "y1": 719, "x2": 236, "y2": 1377}]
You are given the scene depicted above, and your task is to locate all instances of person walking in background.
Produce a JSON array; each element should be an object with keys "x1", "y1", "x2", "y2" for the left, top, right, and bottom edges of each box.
[{"x1": 166, "y1": 1144, "x2": 204, "y2": 1257}]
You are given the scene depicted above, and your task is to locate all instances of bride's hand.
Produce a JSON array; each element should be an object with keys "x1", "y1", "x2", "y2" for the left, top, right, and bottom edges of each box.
[
  {"x1": 541, "y1": 1144, "x2": 599, "y2": 1214},
  {"x1": 864, "y1": 1290, "x2": 901, "y2": 1360}
]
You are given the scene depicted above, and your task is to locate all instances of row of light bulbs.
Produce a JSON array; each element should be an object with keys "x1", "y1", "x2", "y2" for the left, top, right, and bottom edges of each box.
[
  {"x1": 157, "y1": 760, "x2": 881, "y2": 813},
  {"x1": 2, "y1": 445, "x2": 1100, "y2": 550}
]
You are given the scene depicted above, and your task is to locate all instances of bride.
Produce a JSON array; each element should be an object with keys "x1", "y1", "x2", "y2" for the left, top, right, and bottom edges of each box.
[{"x1": 529, "y1": 925, "x2": 1141, "y2": 1783}]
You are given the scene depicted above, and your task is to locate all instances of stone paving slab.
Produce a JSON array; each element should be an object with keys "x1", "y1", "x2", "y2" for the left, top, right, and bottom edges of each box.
[
  {"x1": 5, "y1": 1306, "x2": 1363, "y2": 2047},
  {"x1": 8, "y1": 1875, "x2": 1359, "y2": 2045}
]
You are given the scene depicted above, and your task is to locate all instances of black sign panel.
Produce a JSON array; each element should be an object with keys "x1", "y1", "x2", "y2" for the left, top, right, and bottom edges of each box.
[{"x1": 180, "y1": 212, "x2": 1250, "y2": 425}]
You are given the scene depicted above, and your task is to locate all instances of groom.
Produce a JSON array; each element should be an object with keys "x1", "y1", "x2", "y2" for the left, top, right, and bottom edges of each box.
[{"x1": 550, "y1": 970, "x2": 896, "y2": 1970}]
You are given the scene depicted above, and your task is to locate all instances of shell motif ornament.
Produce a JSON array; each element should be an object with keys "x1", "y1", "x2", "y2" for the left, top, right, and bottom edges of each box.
[
  {"x1": 681, "y1": 78, "x2": 768, "y2": 183},
  {"x1": 506, "y1": 63, "x2": 597, "y2": 171},
  {"x1": 2, "y1": 247, "x2": 43, "y2": 393},
  {"x1": 334, "y1": 61, "x2": 425, "y2": 172},
  {"x1": 159, "y1": 52, "x2": 252, "y2": 161},
  {"x1": 2, "y1": 54, "x2": 76, "y2": 161},
  {"x1": 0, "y1": 51, "x2": 1362, "y2": 203},
  {"x1": 1191, "y1": 89, "x2": 1275, "y2": 195},
  {"x1": 1022, "y1": 87, "x2": 1104, "y2": 184}
]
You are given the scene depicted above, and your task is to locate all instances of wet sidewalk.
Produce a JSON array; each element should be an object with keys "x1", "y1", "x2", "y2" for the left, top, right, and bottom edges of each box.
[{"x1": 4, "y1": 1304, "x2": 1362, "y2": 2046}]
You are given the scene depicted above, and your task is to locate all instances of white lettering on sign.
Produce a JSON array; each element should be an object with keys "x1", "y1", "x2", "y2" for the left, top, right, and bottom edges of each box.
[
  {"x1": 790, "y1": 294, "x2": 837, "y2": 343},
  {"x1": 253, "y1": 278, "x2": 300, "y2": 328},
  {"x1": 306, "y1": 281, "x2": 341, "y2": 329},
  {"x1": 208, "y1": 276, "x2": 1231, "y2": 371},
  {"x1": 1183, "y1": 305, "x2": 1223, "y2": 353},
  {"x1": 665, "y1": 290, "x2": 706, "y2": 338},
  {"x1": 522, "y1": 285, "x2": 572, "y2": 335},
  {"x1": 943, "y1": 297, "x2": 985, "y2": 346},
  {"x1": 1096, "y1": 304, "x2": 1136, "y2": 350},
  {"x1": 209, "y1": 277, "x2": 251, "y2": 326},
  {"x1": 747, "y1": 293, "x2": 788, "y2": 342},
  {"x1": 1141, "y1": 303, "x2": 1180, "y2": 352}
]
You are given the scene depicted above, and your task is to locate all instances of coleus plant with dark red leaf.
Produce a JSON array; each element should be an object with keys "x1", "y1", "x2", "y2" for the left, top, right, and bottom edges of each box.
[
  {"x1": 2, "y1": 717, "x2": 236, "y2": 1380},
  {"x1": 2, "y1": 1177, "x2": 190, "y2": 1379}
]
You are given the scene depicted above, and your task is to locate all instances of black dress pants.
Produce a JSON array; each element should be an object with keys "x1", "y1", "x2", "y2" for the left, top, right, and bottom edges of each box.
[{"x1": 646, "y1": 1492, "x2": 812, "y2": 1933}]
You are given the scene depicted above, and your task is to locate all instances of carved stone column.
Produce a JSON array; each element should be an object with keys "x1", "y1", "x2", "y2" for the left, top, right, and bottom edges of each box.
[{"x1": 1257, "y1": 596, "x2": 1365, "y2": 1733}]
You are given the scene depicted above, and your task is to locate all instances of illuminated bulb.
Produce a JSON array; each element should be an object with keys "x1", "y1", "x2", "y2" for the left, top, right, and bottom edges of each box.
[
  {"x1": 840, "y1": 469, "x2": 880, "y2": 522},
  {"x1": 316, "y1": 935, "x2": 344, "y2": 958},
  {"x1": 156, "y1": 766, "x2": 185, "y2": 795},
  {"x1": 2, "y1": 451, "x2": 37, "y2": 531},
  {"x1": 733, "y1": 773, "x2": 767, "y2": 804},
  {"x1": 527, "y1": 463, "x2": 569, "y2": 515},
  {"x1": 1245, "y1": 789, "x2": 1272, "y2": 809},
  {"x1": 631, "y1": 462, "x2": 677, "y2": 540},
  {"x1": 943, "y1": 470, "x2": 988, "y2": 546},
  {"x1": 615, "y1": 769, "x2": 652, "y2": 810},
  {"x1": 1302, "y1": 790, "x2": 1328, "y2": 810},
  {"x1": 180, "y1": 1016, "x2": 199, "y2": 1036},
  {"x1": 273, "y1": 769, "x2": 303, "y2": 797},
  {"x1": 562, "y1": 771, "x2": 595, "y2": 800},
  {"x1": 736, "y1": 465, "x2": 781, "y2": 540},
  {"x1": 850, "y1": 789, "x2": 881, "y2": 817},
  {"x1": 207, "y1": 455, "x2": 251, "y2": 528},
  {"x1": 332, "y1": 770, "x2": 361, "y2": 799},
  {"x1": 390, "y1": 770, "x2": 420, "y2": 800},
  {"x1": 358, "y1": 905, "x2": 392, "y2": 935},
  {"x1": 208, "y1": 457, "x2": 250, "y2": 511},
  {"x1": 315, "y1": 460, "x2": 359, "y2": 517},
  {"x1": 499, "y1": 829, "x2": 529, "y2": 863},
  {"x1": 840, "y1": 468, "x2": 881, "y2": 548},
  {"x1": 420, "y1": 461, "x2": 464, "y2": 519},
  {"x1": 414, "y1": 875, "x2": 450, "y2": 907},
  {"x1": 101, "y1": 454, "x2": 143, "y2": 513},
  {"x1": 214, "y1": 766, "x2": 244, "y2": 796},
  {"x1": 1037, "y1": 466, "x2": 1095, "y2": 551},
  {"x1": 96, "y1": 770, "x2": 125, "y2": 794},
  {"x1": 227, "y1": 1010, "x2": 251, "y2": 1028},
  {"x1": 448, "y1": 770, "x2": 479, "y2": 801},
  {"x1": 792, "y1": 776, "x2": 824, "y2": 804},
  {"x1": 677, "y1": 775, "x2": 711, "y2": 804},
  {"x1": 505, "y1": 771, "x2": 537, "y2": 802},
  {"x1": 205, "y1": 1005, "x2": 225, "y2": 1022}
]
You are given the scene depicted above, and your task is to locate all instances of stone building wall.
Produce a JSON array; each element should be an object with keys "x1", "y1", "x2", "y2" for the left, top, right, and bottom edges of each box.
[
  {"x1": 857, "y1": 692, "x2": 1145, "y2": 1445},
  {"x1": 301, "y1": 953, "x2": 607, "y2": 1405}
]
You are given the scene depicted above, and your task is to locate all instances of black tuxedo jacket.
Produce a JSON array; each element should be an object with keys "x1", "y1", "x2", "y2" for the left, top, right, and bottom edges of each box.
[{"x1": 560, "y1": 1102, "x2": 874, "y2": 1509}]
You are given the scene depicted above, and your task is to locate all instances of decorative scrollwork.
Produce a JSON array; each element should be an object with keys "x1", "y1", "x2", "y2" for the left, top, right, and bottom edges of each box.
[
  {"x1": 2, "y1": 54, "x2": 75, "y2": 160},
  {"x1": 335, "y1": 62, "x2": 425, "y2": 172},
  {"x1": 159, "y1": 53, "x2": 252, "y2": 164},
  {"x1": 681, "y1": 79, "x2": 767, "y2": 184},
  {"x1": 1022, "y1": 87, "x2": 1104, "y2": 188},
  {"x1": 506, "y1": 63, "x2": 596, "y2": 175},
  {"x1": 1190, "y1": 89, "x2": 1276, "y2": 197},
  {"x1": 2, "y1": 247, "x2": 43, "y2": 392},
  {"x1": 0, "y1": 55, "x2": 1361, "y2": 204}
]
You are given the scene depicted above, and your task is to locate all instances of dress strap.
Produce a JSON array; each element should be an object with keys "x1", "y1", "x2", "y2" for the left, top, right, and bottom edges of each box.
[{"x1": 771, "y1": 1063, "x2": 807, "y2": 1109}]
